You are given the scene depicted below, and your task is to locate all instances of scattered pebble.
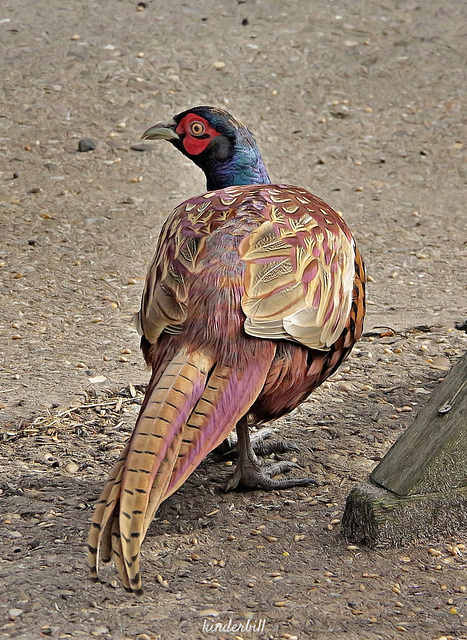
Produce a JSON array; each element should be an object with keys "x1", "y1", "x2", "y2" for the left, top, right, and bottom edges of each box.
[
  {"x1": 336, "y1": 381, "x2": 353, "y2": 393},
  {"x1": 88, "y1": 375, "x2": 107, "y2": 384},
  {"x1": 78, "y1": 138, "x2": 97, "y2": 152},
  {"x1": 156, "y1": 574, "x2": 168, "y2": 587},
  {"x1": 130, "y1": 143, "x2": 152, "y2": 152},
  {"x1": 198, "y1": 610, "x2": 219, "y2": 618},
  {"x1": 430, "y1": 356, "x2": 450, "y2": 371},
  {"x1": 8, "y1": 609, "x2": 23, "y2": 619}
]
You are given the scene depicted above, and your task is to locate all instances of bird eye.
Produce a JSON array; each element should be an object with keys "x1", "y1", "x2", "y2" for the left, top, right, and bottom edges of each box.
[{"x1": 190, "y1": 121, "x2": 205, "y2": 136}]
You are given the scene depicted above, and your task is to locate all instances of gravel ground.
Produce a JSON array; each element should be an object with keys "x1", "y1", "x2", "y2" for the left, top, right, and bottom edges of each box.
[{"x1": 1, "y1": 0, "x2": 466, "y2": 639}]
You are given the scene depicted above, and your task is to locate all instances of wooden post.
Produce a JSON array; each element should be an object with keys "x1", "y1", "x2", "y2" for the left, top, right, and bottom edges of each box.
[{"x1": 342, "y1": 351, "x2": 467, "y2": 546}]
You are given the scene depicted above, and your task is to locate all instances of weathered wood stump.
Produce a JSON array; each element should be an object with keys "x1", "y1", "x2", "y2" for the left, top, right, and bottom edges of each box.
[{"x1": 342, "y1": 351, "x2": 467, "y2": 546}]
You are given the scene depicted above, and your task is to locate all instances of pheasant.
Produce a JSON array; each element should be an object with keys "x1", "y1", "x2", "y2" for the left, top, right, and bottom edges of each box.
[{"x1": 87, "y1": 106, "x2": 365, "y2": 593}]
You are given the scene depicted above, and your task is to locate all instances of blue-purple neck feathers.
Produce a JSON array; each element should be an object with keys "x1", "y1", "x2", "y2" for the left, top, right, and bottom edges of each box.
[{"x1": 205, "y1": 127, "x2": 271, "y2": 191}]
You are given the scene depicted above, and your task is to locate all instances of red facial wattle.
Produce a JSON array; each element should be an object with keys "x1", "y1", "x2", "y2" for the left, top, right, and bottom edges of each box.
[{"x1": 176, "y1": 113, "x2": 220, "y2": 156}]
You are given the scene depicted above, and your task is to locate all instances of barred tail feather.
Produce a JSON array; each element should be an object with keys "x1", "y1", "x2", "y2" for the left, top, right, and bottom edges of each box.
[
  {"x1": 163, "y1": 359, "x2": 273, "y2": 502},
  {"x1": 88, "y1": 451, "x2": 127, "y2": 581},
  {"x1": 88, "y1": 346, "x2": 275, "y2": 593},
  {"x1": 137, "y1": 358, "x2": 274, "y2": 548},
  {"x1": 87, "y1": 349, "x2": 213, "y2": 593}
]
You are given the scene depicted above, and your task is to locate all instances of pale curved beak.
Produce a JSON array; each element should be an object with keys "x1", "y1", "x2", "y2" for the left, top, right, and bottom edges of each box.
[{"x1": 141, "y1": 120, "x2": 179, "y2": 141}]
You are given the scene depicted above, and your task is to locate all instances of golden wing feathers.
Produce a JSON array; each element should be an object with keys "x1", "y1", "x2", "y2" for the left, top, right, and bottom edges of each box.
[{"x1": 239, "y1": 186, "x2": 356, "y2": 351}]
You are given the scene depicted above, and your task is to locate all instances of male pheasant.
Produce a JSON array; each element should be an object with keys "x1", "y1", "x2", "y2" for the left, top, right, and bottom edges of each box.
[{"x1": 88, "y1": 106, "x2": 365, "y2": 593}]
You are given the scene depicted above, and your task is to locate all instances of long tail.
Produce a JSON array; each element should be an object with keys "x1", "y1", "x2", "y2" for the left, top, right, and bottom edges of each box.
[{"x1": 87, "y1": 347, "x2": 272, "y2": 593}]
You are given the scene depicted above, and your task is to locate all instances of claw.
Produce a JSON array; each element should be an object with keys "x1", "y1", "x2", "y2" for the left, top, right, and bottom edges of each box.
[
  {"x1": 224, "y1": 417, "x2": 317, "y2": 492},
  {"x1": 224, "y1": 457, "x2": 317, "y2": 492},
  {"x1": 253, "y1": 438, "x2": 300, "y2": 457},
  {"x1": 214, "y1": 427, "x2": 300, "y2": 458}
]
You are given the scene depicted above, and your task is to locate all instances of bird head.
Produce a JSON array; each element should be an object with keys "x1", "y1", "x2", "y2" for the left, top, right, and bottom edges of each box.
[{"x1": 141, "y1": 106, "x2": 270, "y2": 190}]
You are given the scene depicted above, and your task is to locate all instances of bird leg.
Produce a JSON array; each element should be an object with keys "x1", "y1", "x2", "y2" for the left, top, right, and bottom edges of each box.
[
  {"x1": 215, "y1": 426, "x2": 299, "y2": 458},
  {"x1": 224, "y1": 416, "x2": 317, "y2": 492}
]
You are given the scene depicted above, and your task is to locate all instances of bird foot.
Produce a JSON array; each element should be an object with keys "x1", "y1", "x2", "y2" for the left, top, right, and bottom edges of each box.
[
  {"x1": 215, "y1": 427, "x2": 299, "y2": 458},
  {"x1": 224, "y1": 457, "x2": 317, "y2": 492}
]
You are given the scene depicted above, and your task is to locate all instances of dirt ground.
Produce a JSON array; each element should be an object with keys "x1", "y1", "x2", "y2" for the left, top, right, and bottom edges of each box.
[{"x1": 1, "y1": 0, "x2": 466, "y2": 638}]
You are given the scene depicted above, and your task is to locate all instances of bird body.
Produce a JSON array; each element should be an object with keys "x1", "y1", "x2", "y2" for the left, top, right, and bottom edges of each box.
[{"x1": 88, "y1": 107, "x2": 365, "y2": 593}]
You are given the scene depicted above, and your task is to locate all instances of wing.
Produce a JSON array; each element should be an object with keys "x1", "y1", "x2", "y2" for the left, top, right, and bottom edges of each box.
[
  {"x1": 239, "y1": 185, "x2": 356, "y2": 351},
  {"x1": 135, "y1": 187, "x2": 249, "y2": 344},
  {"x1": 136, "y1": 184, "x2": 357, "y2": 352}
]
